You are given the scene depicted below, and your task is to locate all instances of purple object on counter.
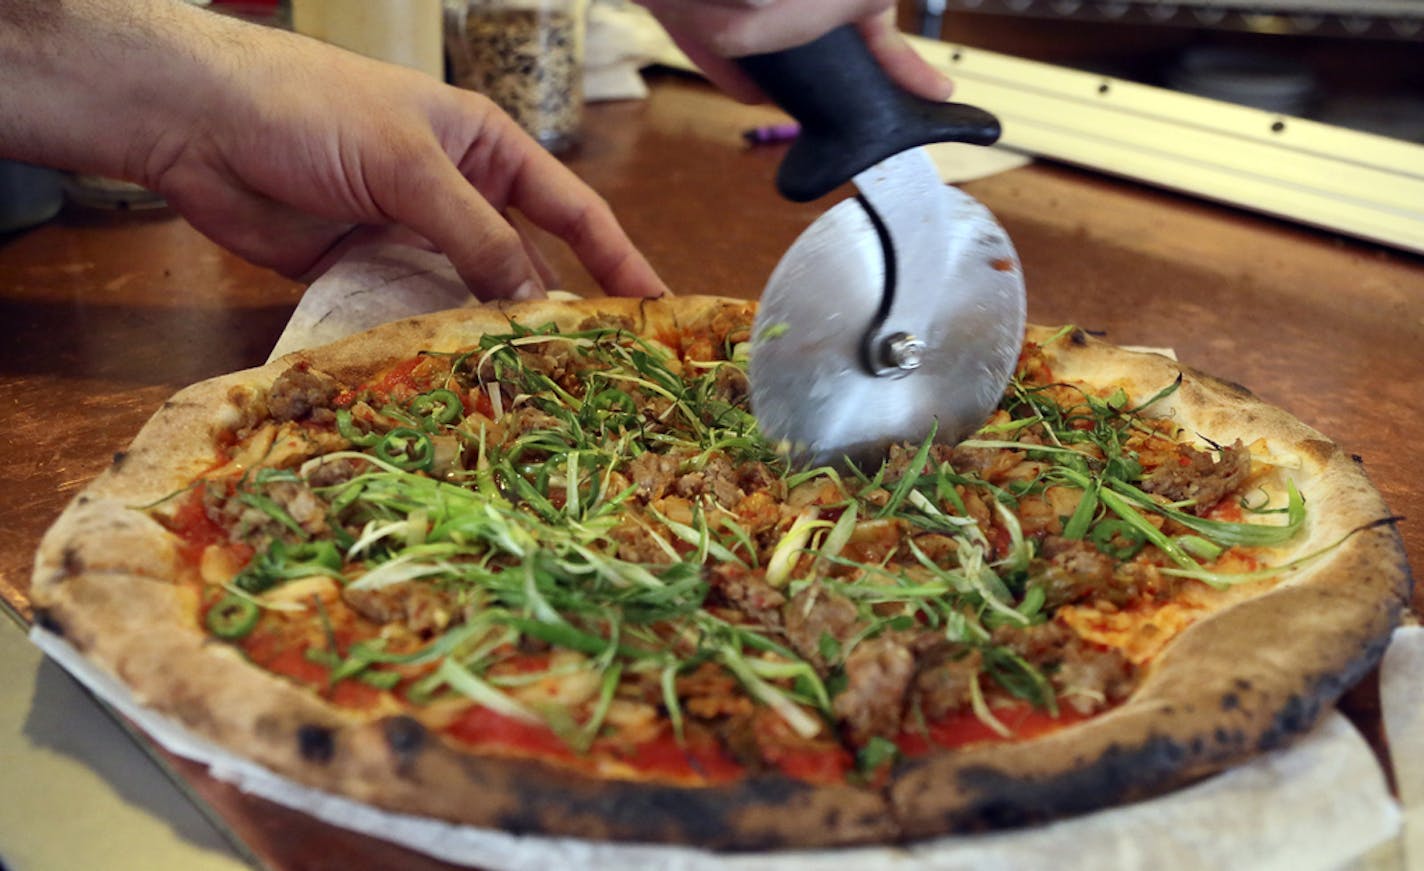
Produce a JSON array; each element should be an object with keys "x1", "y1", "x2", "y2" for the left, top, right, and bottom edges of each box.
[{"x1": 742, "y1": 123, "x2": 801, "y2": 145}]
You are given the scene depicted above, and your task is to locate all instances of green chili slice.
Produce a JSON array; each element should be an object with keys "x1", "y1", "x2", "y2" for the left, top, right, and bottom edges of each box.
[
  {"x1": 1089, "y1": 518, "x2": 1148, "y2": 560},
  {"x1": 206, "y1": 593, "x2": 260, "y2": 640},
  {"x1": 335, "y1": 408, "x2": 381, "y2": 447},
  {"x1": 408, "y1": 389, "x2": 464, "y2": 428},
  {"x1": 376, "y1": 427, "x2": 435, "y2": 471}
]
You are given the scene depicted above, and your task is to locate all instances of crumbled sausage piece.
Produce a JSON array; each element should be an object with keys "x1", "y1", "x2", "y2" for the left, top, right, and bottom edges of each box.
[
  {"x1": 1055, "y1": 646, "x2": 1137, "y2": 715},
  {"x1": 1036, "y1": 535, "x2": 1118, "y2": 607},
  {"x1": 505, "y1": 406, "x2": 564, "y2": 438},
  {"x1": 1140, "y1": 440, "x2": 1250, "y2": 515},
  {"x1": 991, "y1": 621, "x2": 1136, "y2": 715},
  {"x1": 266, "y1": 481, "x2": 329, "y2": 537},
  {"x1": 343, "y1": 583, "x2": 458, "y2": 637},
  {"x1": 711, "y1": 364, "x2": 750, "y2": 405},
  {"x1": 304, "y1": 456, "x2": 370, "y2": 488},
  {"x1": 992, "y1": 620, "x2": 1076, "y2": 661},
  {"x1": 679, "y1": 662, "x2": 755, "y2": 720},
  {"x1": 607, "y1": 520, "x2": 677, "y2": 564},
  {"x1": 673, "y1": 454, "x2": 744, "y2": 507},
  {"x1": 948, "y1": 442, "x2": 1023, "y2": 483},
  {"x1": 783, "y1": 582, "x2": 865, "y2": 671},
  {"x1": 881, "y1": 443, "x2": 953, "y2": 485},
  {"x1": 267, "y1": 364, "x2": 340, "y2": 423},
  {"x1": 624, "y1": 450, "x2": 684, "y2": 501},
  {"x1": 832, "y1": 636, "x2": 915, "y2": 744},
  {"x1": 708, "y1": 564, "x2": 785, "y2": 628},
  {"x1": 736, "y1": 461, "x2": 782, "y2": 499},
  {"x1": 910, "y1": 645, "x2": 982, "y2": 720},
  {"x1": 203, "y1": 479, "x2": 328, "y2": 548}
]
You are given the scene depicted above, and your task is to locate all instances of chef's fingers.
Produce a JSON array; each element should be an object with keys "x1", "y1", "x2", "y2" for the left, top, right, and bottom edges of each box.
[
  {"x1": 655, "y1": 24, "x2": 767, "y2": 104},
  {"x1": 678, "y1": 0, "x2": 776, "y2": 7},
  {"x1": 484, "y1": 122, "x2": 670, "y2": 300},
  {"x1": 380, "y1": 140, "x2": 550, "y2": 301},
  {"x1": 640, "y1": 0, "x2": 893, "y2": 56},
  {"x1": 639, "y1": 0, "x2": 952, "y2": 103},
  {"x1": 512, "y1": 215, "x2": 562, "y2": 291},
  {"x1": 857, "y1": 10, "x2": 954, "y2": 101}
]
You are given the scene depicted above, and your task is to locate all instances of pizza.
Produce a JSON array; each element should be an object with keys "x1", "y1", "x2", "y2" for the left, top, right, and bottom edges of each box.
[{"x1": 30, "y1": 295, "x2": 1409, "y2": 849}]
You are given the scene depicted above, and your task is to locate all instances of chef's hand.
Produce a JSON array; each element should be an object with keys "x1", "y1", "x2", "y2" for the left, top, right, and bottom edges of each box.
[
  {"x1": 154, "y1": 14, "x2": 671, "y2": 302},
  {"x1": 0, "y1": 0, "x2": 668, "y2": 302},
  {"x1": 635, "y1": 0, "x2": 952, "y2": 104}
]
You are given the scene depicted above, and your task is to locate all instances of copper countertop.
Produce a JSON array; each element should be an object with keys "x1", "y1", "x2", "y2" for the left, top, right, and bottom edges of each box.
[{"x1": 1, "y1": 72, "x2": 1419, "y2": 869}]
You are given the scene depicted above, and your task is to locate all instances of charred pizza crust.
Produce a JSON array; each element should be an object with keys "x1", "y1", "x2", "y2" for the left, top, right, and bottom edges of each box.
[{"x1": 30, "y1": 300, "x2": 1410, "y2": 848}]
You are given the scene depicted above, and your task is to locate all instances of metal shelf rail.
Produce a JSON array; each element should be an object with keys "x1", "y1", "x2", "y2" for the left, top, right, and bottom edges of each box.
[
  {"x1": 923, "y1": 0, "x2": 1424, "y2": 40},
  {"x1": 907, "y1": 34, "x2": 1424, "y2": 254}
]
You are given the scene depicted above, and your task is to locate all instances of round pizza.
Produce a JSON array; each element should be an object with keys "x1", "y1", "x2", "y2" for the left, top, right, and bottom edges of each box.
[{"x1": 30, "y1": 295, "x2": 1409, "y2": 849}]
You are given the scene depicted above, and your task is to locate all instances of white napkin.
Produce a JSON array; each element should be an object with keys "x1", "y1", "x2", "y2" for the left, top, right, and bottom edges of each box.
[
  {"x1": 268, "y1": 246, "x2": 472, "y2": 361},
  {"x1": 1382, "y1": 624, "x2": 1424, "y2": 868},
  {"x1": 584, "y1": 0, "x2": 690, "y2": 102}
]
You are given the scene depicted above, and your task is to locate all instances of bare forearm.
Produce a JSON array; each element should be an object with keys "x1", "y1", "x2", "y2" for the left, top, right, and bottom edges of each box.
[{"x1": 0, "y1": 0, "x2": 237, "y2": 180}]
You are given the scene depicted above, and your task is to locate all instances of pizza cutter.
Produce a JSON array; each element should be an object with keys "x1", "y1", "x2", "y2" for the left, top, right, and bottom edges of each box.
[{"x1": 739, "y1": 27, "x2": 1026, "y2": 468}]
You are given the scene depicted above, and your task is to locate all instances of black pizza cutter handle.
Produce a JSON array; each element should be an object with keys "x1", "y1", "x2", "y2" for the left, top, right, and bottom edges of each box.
[{"x1": 735, "y1": 25, "x2": 1001, "y2": 202}]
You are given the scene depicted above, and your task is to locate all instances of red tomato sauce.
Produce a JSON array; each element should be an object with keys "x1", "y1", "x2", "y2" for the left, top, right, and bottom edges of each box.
[
  {"x1": 444, "y1": 708, "x2": 747, "y2": 784},
  {"x1": 489, "y1": 651, "x2": 554, "y2": 676},
  {"x1": 469, "y1": 389, "x2": 494, "y2": 418},
  {"x1": 611, "y1": 728, "x2": 744, "y2": 784},
  {"x1": 765, "y1": 742, "x2": 853, "y2": 785},
  {"x1": 166, "y1": 486, "x2": 249, "y2": 568},
  {"x1": 654, "y1": 330, "x2": 684, "y2": 357},
  {"x1": 1213, "y1": 547, "x2": 1262, "y2": 574},
  {"x1": 1206, "y1": 500, "x2": 1246, "y2": 523},
  {"x1": 988, "y1": 523, "x2": 1014, "y2": 561},
  {"x1": 369, "y1": 357, "x2": 427, "y2": 403},
  {"x1": 446, "y1": 706, "x2": 576, "y2": 761},
  {"x1": 240, "y1": 623, "x2": 384, "y2": 709},
  {"x1": 896, "y1": 703, "x2": 1091, "y2": 755}
]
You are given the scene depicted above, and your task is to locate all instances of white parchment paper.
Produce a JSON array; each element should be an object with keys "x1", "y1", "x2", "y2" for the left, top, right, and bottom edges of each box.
[
  {"x1": 34, "y1": 245, "x2": 1415, "y2": 869},
  {"x1": 268, "y1": 246, "x2": 476, "y2": 360},
  {"x1": 1382, "y1": 625, "x2": 1424, "y2": 869}
]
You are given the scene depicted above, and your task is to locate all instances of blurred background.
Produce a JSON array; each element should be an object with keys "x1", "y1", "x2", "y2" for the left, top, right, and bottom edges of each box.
[
  {"x1": 163, "y1": 0, "x2": 1424, "y2": 146},
  {"x1": 899, "y1": 0, "x2": 1424, "y2": 142}
]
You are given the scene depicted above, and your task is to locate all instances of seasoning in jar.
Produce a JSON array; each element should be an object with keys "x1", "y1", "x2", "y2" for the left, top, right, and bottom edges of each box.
[{"x1": 445, "y1": 0, "x2": 585, "y2": 154}]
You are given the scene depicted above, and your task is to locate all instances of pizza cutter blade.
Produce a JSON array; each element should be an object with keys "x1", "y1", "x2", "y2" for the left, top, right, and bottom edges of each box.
[{"x1": 737, "y1": 27, "x2": 1026, "y2": 468}]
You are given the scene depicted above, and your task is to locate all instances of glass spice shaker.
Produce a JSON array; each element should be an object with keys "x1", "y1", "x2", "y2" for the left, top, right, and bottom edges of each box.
[{"x1": 444, "y1": 0, "x2": 587, "y2": 155}]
